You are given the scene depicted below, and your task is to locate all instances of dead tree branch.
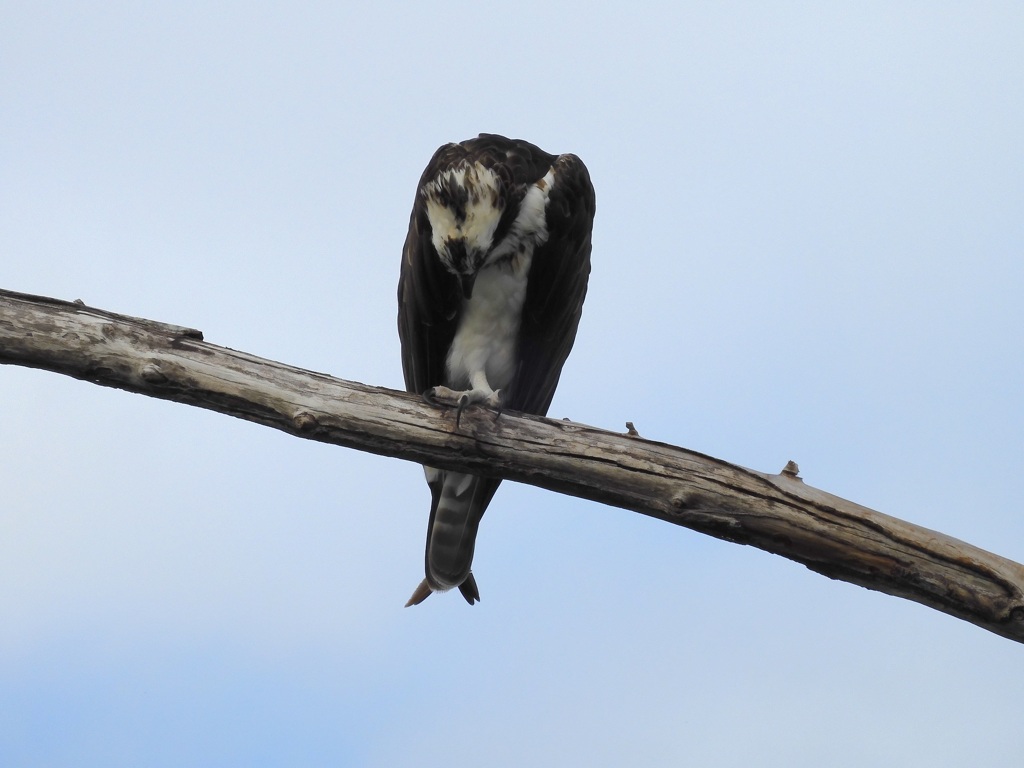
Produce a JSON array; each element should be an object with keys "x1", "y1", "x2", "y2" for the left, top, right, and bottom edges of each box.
[{"x1": 2, "y1": 287, "x2": 1023, "y2": 642}]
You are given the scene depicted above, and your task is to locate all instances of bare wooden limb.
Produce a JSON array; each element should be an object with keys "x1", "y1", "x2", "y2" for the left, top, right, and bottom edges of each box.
[{"x1": 2, "y1": 287, "x2": 1023, "y2": 642}]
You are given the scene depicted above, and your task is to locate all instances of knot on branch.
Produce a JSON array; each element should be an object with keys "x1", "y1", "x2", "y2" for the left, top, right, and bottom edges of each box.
[
  {"x1": 781, "y1": 460, "x2": 801, "y2": 480},
  {"x1": 670, "y1": 490, "x2": 695, "y2": 512},
  {"x1": 293, "y1": 411, "x2": 319, "y2": 432},
  {"x1": 140, "y1": 363, "x2": 167, "y2": 384}
]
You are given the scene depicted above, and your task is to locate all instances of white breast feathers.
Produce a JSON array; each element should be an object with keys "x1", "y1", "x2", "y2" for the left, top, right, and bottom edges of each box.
[{"x1": 445, "y1": 170, "x2": 556, "y2": 391}]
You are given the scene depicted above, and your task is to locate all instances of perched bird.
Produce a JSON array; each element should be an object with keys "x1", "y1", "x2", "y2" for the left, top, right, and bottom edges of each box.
[{"x1": 398, "y1": 134, "x2": 595, "y2": 606}]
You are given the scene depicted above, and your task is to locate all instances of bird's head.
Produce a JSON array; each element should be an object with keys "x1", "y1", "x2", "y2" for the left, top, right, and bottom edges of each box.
[{"x1": 421, "y1": 161, "x2": 510, "y2": 298}]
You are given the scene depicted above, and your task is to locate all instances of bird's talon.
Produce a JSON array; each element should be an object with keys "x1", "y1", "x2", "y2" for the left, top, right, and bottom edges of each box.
[
  {"x1": 490, "y1": 389, "x2": 505, "y2": 420},
  {"x1": 456, "y1": 394, "x2": 471, "y2": 428}
]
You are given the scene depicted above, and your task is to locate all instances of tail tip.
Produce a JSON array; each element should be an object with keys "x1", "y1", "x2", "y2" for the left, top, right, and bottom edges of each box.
[
  {"x1": 458, "y1": 572, "x2": 480, "y2": 605},
  {"x1": 405, "y1": 578, "x2": 432, "y2": 607},
  {"x1": 404, "y1": 573, "x2": 481, "y2": 606}
]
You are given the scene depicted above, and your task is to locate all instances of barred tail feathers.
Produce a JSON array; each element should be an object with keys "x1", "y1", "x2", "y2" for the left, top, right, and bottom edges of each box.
[
  {"x1": 425, "y1": 471, "x2": 485, "y2": 593},
  {"x1": 405, "y1": 470, "x2": 498, "y2": 607}
]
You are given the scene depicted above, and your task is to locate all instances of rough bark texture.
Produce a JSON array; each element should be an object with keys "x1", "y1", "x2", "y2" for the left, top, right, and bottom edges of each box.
[{"x1": 2, "y1": 287, "x2": 1023, "y2": 643}]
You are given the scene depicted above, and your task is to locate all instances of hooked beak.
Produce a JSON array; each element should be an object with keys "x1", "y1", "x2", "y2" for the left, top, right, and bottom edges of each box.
[{"x1": 443, "y1": 239, "x2": 477, "y2": 299}]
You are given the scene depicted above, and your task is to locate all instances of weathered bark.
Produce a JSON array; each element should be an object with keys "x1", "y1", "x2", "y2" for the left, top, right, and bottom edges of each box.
[{"x1": 2, "y1": 287, "x2": 1023, "y2": 642}]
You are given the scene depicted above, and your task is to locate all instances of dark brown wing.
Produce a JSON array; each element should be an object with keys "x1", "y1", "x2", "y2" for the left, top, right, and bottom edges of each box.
[
  {"x1": 507, "y1": 153, "x2": 596, "y2": 416},
  {"x1": 397, "y1": 144, "x2": 462, "y2": 396}
]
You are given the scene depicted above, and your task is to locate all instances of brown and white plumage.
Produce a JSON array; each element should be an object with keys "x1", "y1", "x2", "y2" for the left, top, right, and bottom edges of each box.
[{"x1": 398, "y1": 134, "x2": 595, "y2": 605}]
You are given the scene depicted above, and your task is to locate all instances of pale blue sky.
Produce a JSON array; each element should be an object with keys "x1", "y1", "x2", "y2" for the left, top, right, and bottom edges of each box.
[{"x1": 2, "y1": 3, "x2": 1023, "y2": 765}]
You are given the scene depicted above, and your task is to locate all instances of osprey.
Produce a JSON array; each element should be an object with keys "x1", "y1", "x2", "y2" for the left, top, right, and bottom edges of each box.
[{"x1": 398, "y1": 134, "x2": 595, "y2": 605}]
